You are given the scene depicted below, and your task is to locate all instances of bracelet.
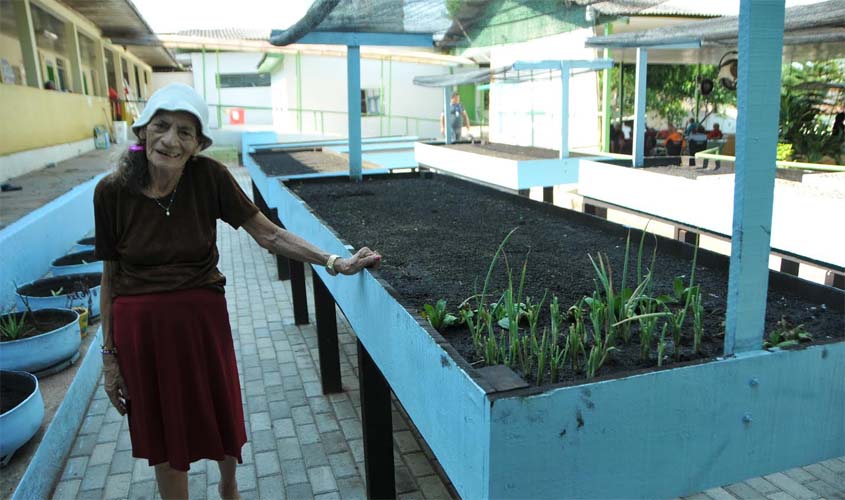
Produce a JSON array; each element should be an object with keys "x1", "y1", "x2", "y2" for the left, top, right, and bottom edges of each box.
[
  {"x1": 101, "y1": 346, "x2": 118, "y2": 355},
  {"x1": 326, "y1": 254, "x2": 340, "y2": 276}
]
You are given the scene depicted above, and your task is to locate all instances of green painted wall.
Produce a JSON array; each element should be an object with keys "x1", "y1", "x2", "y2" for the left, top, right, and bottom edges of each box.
[
  {"x1": 461, "y1": 0, "x2": 590, "y2": 48},
  {"x1": 457, "y1": 84, "x2": 476, "y2": 122}
]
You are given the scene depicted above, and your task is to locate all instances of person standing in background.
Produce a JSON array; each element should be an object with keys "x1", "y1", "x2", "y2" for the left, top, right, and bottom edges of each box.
[{"x1": 440, "y1": 92, "x2": 471, "y2": 142}]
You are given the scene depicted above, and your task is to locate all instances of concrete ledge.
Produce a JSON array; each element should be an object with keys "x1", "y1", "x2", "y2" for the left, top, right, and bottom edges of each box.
[
  {"x1": 13, "y1": 327, "x2": 103, "y2": 500},
  {"x1": 0, "y1": 173, "x2": 106, "y2": 308},
  {"x1": 0, "y1": 139, "x2": 96, "y2": 182}
]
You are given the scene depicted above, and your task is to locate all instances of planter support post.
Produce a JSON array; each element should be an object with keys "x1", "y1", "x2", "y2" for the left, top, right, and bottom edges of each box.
[
  {"x1": 633, "y1": 48, "x2": 648, "y2": 167},
  {"x1": 725, "y1": 0, "x2": 784, "y2": 356},
  {"x1": 443, "y1": 87, "x2": 452, "y2": 144},
  {"x1": 272, "y1": 211, "x2": 291, "y2": 281},
  {"x1": 313, "y1": 271, "x2": 342, "y2": 393},
  {"x1": 559, "y1": 62, "x2": 570, "y2": 159},
  {"x1": 289, "y1": 260, "x2": 309, "y2": 324},
  {"x1": 357, "y1": 340, "x2": 396, "y2": 500},
  {"x1": 347, "y1": 45, "x2": 363, "y2": 181}
]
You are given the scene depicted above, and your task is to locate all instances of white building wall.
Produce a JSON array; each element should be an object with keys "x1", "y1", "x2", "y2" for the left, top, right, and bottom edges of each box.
[
  {"x1": 489, "y1": 29, "x2": 603, "y2": 151},
  {"x1": 190, "y1": 52, "x2": 273, "y2": 128},
  {"x1": 272, "y1": 53, "x2": 449, "y2": 139},
  {"x1": 151, "y1": 71, "x2": 193, "y2": 93}
]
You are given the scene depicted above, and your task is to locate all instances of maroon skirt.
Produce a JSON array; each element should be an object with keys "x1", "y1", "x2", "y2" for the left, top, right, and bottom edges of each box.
[{"x1": 113, "y1": 288, "x2": 246, "y2": 471}]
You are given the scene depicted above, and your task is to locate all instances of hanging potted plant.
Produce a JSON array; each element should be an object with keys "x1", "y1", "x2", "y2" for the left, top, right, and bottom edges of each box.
[
  {"x1": 49, "y1": 249, "x2": 102, "y2": 276},
  {"x1": 0, "y1": 370, "x2": 45, "y2": 466},
  {"x1": 15, "y1": 273, "x2": 101, "y2": 318},
  {"x1": 0, "y1": 308, "x2": 81, "y2": 372}
]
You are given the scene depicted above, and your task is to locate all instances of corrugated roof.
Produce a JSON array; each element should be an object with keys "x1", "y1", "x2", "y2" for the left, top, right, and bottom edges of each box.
[
  {"x1": 173, "y1": 28, "x2": 272, "y2": 41},
  {"x1": 586, "y1": 0, "x2": 845, "y2": 48}
]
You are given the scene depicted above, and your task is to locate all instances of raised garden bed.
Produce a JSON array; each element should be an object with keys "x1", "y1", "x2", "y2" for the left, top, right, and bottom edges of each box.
[
  {"x1": 415, "y1": 141, "x2": 610, "y2": 193},
  {"x1": 266, "y1": 171, "x2": 844, "y2": 499},
  {"x1": 578, "y1": 159, "x2": 845, "y2": 269}
]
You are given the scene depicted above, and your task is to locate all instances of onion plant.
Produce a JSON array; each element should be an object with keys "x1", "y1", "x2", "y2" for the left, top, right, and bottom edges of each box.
[{"x1": 0, "y1": 310, "x2": 29, "y2": 340}]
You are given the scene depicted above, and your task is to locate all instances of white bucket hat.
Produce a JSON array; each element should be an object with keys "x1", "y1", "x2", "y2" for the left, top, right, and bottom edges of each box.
[{"x1": 132, "y1": 83, "x2": 212, "y2": 149}]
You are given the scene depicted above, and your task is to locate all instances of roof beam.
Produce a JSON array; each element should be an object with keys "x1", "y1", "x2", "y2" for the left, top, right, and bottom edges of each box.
[
  {"x1": 513, "y1": 59, "x2": 614, "y2": 71},
  {"x1": 291, "y1": 31, "x2": 434, "y2": 47}
]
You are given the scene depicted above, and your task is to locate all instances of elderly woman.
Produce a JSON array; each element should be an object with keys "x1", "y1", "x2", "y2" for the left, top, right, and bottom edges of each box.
[{"x1": 94, "y1": 83, "x2": 380, "y2": 499}]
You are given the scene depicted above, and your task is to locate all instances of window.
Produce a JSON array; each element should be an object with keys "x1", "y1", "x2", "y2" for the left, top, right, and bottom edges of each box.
[
  {"x1": 361, "y1": 88, "x2": 381, "y2": 115},
  {"x1": 218, "y1": 73, "x2": 271, "y2": 88}
]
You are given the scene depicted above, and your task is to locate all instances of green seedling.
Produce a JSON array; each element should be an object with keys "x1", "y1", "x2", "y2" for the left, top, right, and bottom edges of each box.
[
  {"x1": 691, "y1": 286, "x2": 704, "y2": 353},
  {"x1": 421, "y1": 299, "x2": 457, "y2": 332},
  {"x1": 657, "y1": 323, "x2": 669, "y2": 367},
  {"x1": 50, "y1": 287, "x2": 65, "y2": 296},
  {"x1": 764, "y1": 317, "x2": 812, "y2": 349}
]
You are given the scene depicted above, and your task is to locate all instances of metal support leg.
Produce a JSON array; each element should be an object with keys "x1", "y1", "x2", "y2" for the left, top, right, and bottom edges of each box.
[
  {"x1": 289, "y1": 259, "x2": 309, "y2": 325},
  {"x1": 543, "y1": 186, "x2": 554, "y2": 203},
  {"x1": 313, "y1": 271, "x2": 342, "y2": 394},
  {"x1": 357, "y1": 341, "x2": 395, "y2": 500},
  {"x1": 517, "y1": 188, "x2": 530, "y2": 198},
  {"x1": 272, "y1": 210, "x2": 291, "y2": 281}
]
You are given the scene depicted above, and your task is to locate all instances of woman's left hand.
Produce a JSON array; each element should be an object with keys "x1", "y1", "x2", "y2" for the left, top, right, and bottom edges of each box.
[{"x1": 336, "y1": 247, "x2": 381, "y2": 275}]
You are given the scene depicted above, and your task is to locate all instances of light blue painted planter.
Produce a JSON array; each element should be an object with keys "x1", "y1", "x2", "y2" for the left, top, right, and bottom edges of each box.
[
  {"x1": 69, "y1": 236, "x2": 95, "y2": 254},
  {"x1": 0, "y1": 371, "x2": 45, "y2": 465},
  {"x1": 16, "y1": 273, "x2": 101, "y2": 319},
  {"x1": 49, "y1": 250, "x2": 102, "y2": 276},
  {"x1": 0, "y1": 309, "x2": 80, "y2": 372},
  {"x1": 266, "y1": 175, "x2": 845, "y2": 499}
]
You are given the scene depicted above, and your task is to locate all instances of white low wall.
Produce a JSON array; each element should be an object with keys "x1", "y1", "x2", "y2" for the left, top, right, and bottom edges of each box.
[
  {"x1": 578, "y1": 161, "x2": 845, "y2": 268},
  {"x1": 1, "y1": 139, "x2": 96, "y2": 182}
]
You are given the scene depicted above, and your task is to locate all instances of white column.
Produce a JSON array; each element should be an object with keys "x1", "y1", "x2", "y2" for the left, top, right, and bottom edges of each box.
[{"x1": 560, "y1": 63, "x2": 570, "y2": 159}]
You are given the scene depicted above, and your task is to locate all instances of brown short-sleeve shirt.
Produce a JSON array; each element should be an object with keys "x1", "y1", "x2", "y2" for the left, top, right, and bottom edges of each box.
[{"x1": 94, "y1": 156, "x2": 259, "y2": 296}]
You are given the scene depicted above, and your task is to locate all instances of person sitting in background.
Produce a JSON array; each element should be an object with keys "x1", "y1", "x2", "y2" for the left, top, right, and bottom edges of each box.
[
  {"x1": 665, "y1": 124, "x2": 685, "y2": 155},
  {"x1": 707, "y1": 123, "x2": 723, "y2": 140}
]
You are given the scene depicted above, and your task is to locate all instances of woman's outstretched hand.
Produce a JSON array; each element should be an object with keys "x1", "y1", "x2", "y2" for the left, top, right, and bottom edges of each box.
[{"x1": 336, "y1": 247, "x2": 381, "y2": 275}]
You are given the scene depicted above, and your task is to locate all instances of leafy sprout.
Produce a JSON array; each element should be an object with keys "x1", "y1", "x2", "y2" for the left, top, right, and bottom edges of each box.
[{"x1": 421, "y1": 299, "x2": 457, "y2": 332}]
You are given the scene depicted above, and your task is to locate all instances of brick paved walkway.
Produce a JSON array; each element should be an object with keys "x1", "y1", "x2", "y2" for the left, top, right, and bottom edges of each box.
[{"x1": 50, "y1": 164, "x2": 844, "y2": 500}]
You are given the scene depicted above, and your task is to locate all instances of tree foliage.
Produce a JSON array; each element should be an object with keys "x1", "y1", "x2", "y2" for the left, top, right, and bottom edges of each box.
[
  {"x1": 609, "y1": 63, "x2": 737, "y2": 127},
  {"x1": 779, "y1": 60, "x2": 845, "y2": 162}
]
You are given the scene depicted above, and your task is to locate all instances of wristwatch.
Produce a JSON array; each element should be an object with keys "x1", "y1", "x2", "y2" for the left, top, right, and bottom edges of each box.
[{"x1": 326, "y1": 254, "x2": 340, "y2": 276}]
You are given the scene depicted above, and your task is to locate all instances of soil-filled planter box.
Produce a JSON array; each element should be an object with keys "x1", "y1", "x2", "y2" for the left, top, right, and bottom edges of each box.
[
  {"x1": 268, "y1": 172, "x2": 844, "y2": 499},
  {"x1": 578, "y1": 159, "x2": 845, "y2": 268},
  {"x1": 0, "y1": 308, "x2": 81, "y2": 372},
  {"x1": 414, "y1": 141, "x2": 614, "y2": 191},
  {"x1": 49, "y1": 249, "x2": 102, "y2": 276},
  {"x1": 16, "y1": 273, "x2": 101, "y2": 319},
  {"x1": 0, "y1": 371, "x2": 44, "y2": 465}
]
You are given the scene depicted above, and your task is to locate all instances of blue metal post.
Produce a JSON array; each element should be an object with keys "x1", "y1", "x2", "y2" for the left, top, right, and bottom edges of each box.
[
  {"x1": 724, "y1": 0, "x2": 785, "y2": 355},
  {"x1": 347, "y1": 46, "x2": 363, "y2": 181},
  {"x1": 560, "y1": 63, "x2": 569, "y2": 159},
  {"x1": 633, "y1": 48, "x2": 648, "y2": 167},
  {"x1": 444, "y1": 88, "x2": 452, "y2": 144}
]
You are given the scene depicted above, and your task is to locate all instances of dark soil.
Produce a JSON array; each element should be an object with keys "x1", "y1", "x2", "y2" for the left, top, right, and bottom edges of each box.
[
  {"x1": 0, "y1": 309, "x2": 78, "y2": 343},
  {"x1": 643, "y1": 164, "x2": 811, "y2": 182},
  {"x1": 77, "y1": 236, "x2": 95, "y2": 246},
  {"x1": 0, "y1": 372, "x2": 37, "y2": 414},
  {"x1": 52, "y1": 250, "x2": 99, "y2": 266},
  {"x1": 443, "y1": 142, "x2": 594, "y2": 161},
  {"x1": 600, "y1": 157, "x2": 814, "y2": 182},
  {"x1": 251, "y1": 150, "x2": 383, "y2": 177},
  {"x1": 290, "y1": 174, "x2": 844, "y2": 386},
  {"x1": 17, "y1": 273, "x2": 101, "y2": 298}
]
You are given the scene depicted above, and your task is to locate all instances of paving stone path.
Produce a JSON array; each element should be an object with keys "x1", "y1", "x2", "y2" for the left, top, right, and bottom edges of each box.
[{"x1": 51, "y1": 164, "x2": 844, "y2": 500}]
